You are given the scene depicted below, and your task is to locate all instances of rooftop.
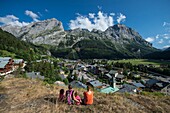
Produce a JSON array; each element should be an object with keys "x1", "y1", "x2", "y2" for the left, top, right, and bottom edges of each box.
[
  {"x1": 118, "y1": 84, "x2": 137, "y2": 93},
  {"x1": 70, "y1": 80, "x2": 87, "y2": 89},
  {"x1": 98, "y1": 86, "x2": 119, "y2": 93},
  {"x1": 105, "y1": 73, "x2": 112, "y2": 79},
  {"x1": 0, "y1": 61, "x2": 8, "y2": 68},
  {"x1": 89, "y1": 80, "x2": 103, "y2": 87},
  {"x1": 13, "y1": 59, "x2": 23, "y2": 64},
  {"x1": 109, "y1": 70, "x2": 118, "y2": 75},
  {"x1": 0, "y1": 57, "x2": 11, "y2": 61},
  {"x1": 132, "y1": 82, "x2": 145, "y2": 88},
  {"x1": 116, "y1": 74, "x2": 125, "y2": 79}
]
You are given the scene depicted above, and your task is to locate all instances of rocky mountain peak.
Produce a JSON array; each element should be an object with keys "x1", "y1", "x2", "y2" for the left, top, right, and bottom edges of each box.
[
  {"x1": 91, "y1": 29, "x2": 103, "y2": 34},
  {"x1": 1, "y1": 18, "x2": 65, "y2": 45}
]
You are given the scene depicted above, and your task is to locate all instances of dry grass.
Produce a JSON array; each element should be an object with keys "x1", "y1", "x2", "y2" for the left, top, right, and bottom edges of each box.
[{"x1": 0, "y1": 77, "x2": 170, "y2": 113}]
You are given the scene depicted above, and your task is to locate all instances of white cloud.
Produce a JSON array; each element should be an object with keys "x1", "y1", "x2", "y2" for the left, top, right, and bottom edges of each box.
[
  {"x1": 158, "y1": 39, "x2": 164, "y2": 44},
  {"x1": 163, "y1": 22, "x2": 170, "y2": 27},
  {"x1": 110, "y1": 13, "x2": 115, "y2": 16},
  {"x1": 163, "y1": 34, "x2": 170, "y2": 39},
  {"x1": 117, "y1": 13, "x2": 126, "y2": 24},
  {"x1": 0, "y1": 15, "x2": 29, "y2": 27},
  {"x1": 156, "y1": 34, "x2": 159, "y2": 39},
  {"x1": 145, "y1": 37, "x2": 155, "y2": 42},
  {"x1": 89, "y1": 13, "x2": 95, "y2": 18},
  {"x1": 25, "y1": 10, "x2": 39, "y2": 22},
  {"x1": 0, "y1": 15, "x2": 18, "y2": 23},
  {"x1": 69, "y1": 11, "x2": 115, "y2": 31},
  {"x1": 164, "y1": 36, "x2": 169, "y2": 39},
  {"x1": 163, "y1": 22, "x2": 170, "y2": 33},
  {"x1": 163, "y1": 45, "x2": 170, "y2": 48}
]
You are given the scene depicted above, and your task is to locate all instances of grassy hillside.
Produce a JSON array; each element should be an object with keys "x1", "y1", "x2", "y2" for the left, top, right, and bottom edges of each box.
[{"x1": 0, "y1": 77, "x2": 170, "y2": 113}]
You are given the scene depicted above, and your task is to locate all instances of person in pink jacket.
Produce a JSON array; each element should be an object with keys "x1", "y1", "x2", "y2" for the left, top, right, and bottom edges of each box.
[{"x1": 74, "y1": 91, "x2": 82, "y2": 105}]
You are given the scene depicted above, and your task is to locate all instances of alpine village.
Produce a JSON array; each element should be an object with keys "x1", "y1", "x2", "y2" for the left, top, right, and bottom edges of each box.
[{"x1": 1, "y1": 3, "x2": 170, "y2": 113}]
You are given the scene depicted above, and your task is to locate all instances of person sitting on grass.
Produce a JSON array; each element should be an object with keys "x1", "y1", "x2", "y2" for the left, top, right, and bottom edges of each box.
[
  {"x1": 83, "y1": 85, "x2": 93, "y2": 105},
  {"x1": 66, "y1": 85, "x2": 79, "y2": 105},
  {"x1": 74, "y1": 91, "x2": 82, "y2": 105},
  {"x1": 58, "y1": 89, "x2": 65, "y2": 102}
]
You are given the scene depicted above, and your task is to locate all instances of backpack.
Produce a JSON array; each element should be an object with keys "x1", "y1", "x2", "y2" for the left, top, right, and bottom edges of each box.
[{"x1": 66, "y1": 90, "x2": 74, "y2": 105}]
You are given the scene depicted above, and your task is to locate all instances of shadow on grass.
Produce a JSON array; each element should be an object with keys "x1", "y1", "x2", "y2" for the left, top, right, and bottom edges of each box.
[{"x1": 44, "y1": 94, "x2": 57, "y2": 104}]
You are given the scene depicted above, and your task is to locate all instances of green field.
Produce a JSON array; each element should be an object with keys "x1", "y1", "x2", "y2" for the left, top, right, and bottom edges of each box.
[{"x1": 111, "y1": 59, "x2": 170, "y2": 67}]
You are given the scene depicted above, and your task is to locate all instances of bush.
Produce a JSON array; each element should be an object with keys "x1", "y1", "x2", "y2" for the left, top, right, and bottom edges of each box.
[{"x1": 63, "y1": 78, "x2": 69, "y2": 85}]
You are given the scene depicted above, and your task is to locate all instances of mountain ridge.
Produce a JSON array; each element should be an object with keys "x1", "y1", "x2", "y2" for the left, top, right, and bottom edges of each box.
[{"x1": 1, "y1": 18, "x2": 158, "y2": 59}]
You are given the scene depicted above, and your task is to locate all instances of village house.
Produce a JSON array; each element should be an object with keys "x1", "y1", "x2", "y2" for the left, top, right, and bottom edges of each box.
[
  {"x1": 109, "y1": 70, "x2": 118, "y2": 77},
  {"x1": 118, "y1": 84, "x2": 138, "y2": 94},
  {"x1": 0, "y1": 57, "x2": 14, "y2": 76},
  {"x1": 97, "y1": 84, "x2": 119, "y2": 94},
  {"x1": 13, "y1": 59, "x2": 26, "y2": 69},
  {"x1": 99, "y1": 67, "x2": 108, "y2": 75},
  {"x1": 145, "y1": 79, "x2": 159, "y2": 88},
  {"x1": 86, "y1": 80, "x2": 103, "y2": 89},
  {"x1": 131, "y1": 82, "x2": 145, "y2": 89},
  {"x1": 86, "y1": 76, "x2": 119, "y2": 94},
  {"x1": 131, "y1": 82, "x2": 145, "y2": 93},
  {"x1": 104, "y1": 73, "x2": 112, "y2": 80},
  {"x1": 77, "y1": 71, "x2": 93, "y2": 82},
  {"x1": 152, "y1": 81, "x2": 170, "y2": 95},
  {"x1": 98, "y1": 74, "x2": 120, "y2": 94},
  {"x1": 116, "y1": 74, "x2": 125, "y2": 83}
]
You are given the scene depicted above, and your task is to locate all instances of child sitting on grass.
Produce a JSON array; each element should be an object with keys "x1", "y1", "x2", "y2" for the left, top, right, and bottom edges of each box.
[
  {"x1": 58, "y1": 89, "x2": 65, "y2": 102},
  {"x1": 74, "y1": 91, "x2": 82, "y2": 105}
]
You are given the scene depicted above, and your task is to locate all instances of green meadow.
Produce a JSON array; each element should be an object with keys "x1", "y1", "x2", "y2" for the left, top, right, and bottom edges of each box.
[{"x1": 112, "y1": 59, "x2": 170, "y2": 67}]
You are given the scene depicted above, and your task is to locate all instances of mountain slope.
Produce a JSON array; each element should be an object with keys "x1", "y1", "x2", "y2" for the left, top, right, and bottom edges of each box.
[
  {"x1": 1, "y1": 19, "x2": 158, "y2": 59},
  {"x1": 0, "y1": 77, "x2": 170, "y2": 113},
  {"x1": 144, "y1": 48, "x2": 170, "y2": 60},
  {"x1": 0, "y1": 28, "x2": 47, "y2": 60}
]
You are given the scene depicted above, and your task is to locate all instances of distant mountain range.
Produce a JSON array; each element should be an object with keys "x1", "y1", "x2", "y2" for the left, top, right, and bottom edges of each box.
[{"x1": 1, "y1": 18, "x2": 162, "y2": 59}]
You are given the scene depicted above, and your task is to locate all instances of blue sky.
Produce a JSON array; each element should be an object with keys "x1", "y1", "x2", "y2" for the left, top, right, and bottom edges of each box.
[{"x1": 0, "y1": 0, "x2": 170, "y2": 49}]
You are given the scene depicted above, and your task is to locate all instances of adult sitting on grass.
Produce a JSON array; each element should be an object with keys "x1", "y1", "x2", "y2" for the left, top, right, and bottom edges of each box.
[
  {"x1": 66, "y1": 85, "x2": 79, "y2": 105},
  {"x1": 83, "y1": 85, "x2": 93, "y2": 105}
]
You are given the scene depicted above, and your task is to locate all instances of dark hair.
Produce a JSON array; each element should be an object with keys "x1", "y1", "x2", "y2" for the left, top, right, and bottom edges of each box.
[
  {"x1": 87, "y1": 85, "x2": 91, "y2": 91},
  {"x1": 60, "y1": 89, "x2": 64, "y2": 95},
  {"x1": 75, "y1": 91, "x2": 78, "y2": 96},
  {"x1": 68, "y1": 84, "x2": 72, "y2": 89}
]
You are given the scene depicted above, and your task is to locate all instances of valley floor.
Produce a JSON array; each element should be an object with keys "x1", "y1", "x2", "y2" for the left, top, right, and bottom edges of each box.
[{"x1": 0, "y1": 77, "x2": 170, "y2": 113}]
